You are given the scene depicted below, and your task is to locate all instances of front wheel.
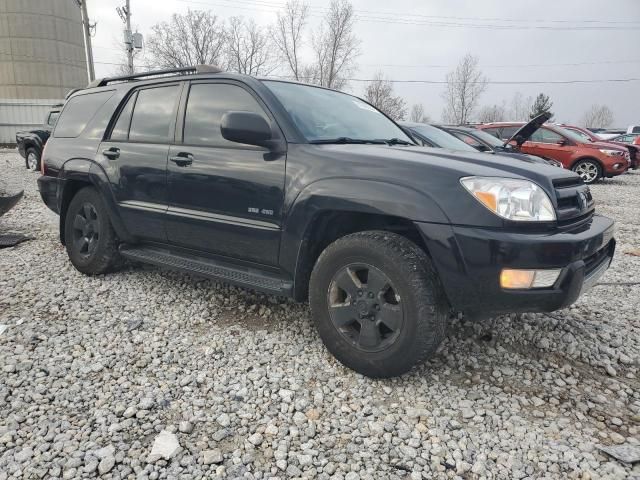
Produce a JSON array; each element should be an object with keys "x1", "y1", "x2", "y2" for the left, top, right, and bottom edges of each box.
[
  {"x1": 309, "y1": 231, "x2": 449, "y2": 378},
  {"x1": 572, "y1": 159, "x2": 601, "y2": 184}
]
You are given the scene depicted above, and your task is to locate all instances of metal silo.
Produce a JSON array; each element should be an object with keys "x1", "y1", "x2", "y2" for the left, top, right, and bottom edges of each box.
[{"x1": 0, "y1": 0, "x2": 88, "y2": 143}]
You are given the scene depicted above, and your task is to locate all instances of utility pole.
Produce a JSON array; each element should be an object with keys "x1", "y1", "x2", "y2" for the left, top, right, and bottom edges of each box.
[
  {"x1": 78, "y1": 0, "x2": 95, "y2": 81},
  {"x1": 117, "y1": 1, "x2": 134, "y2": 74}
]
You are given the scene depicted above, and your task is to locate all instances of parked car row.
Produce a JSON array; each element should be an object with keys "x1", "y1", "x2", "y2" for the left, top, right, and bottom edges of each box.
[{"x1": 401, "y1": 114, "x2": 633, "y2": 184}]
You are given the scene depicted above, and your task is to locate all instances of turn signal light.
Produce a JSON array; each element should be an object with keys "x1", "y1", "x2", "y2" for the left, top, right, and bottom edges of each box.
[{"x1": 500, "y1": 269, "x2": 561, "y2": 289}]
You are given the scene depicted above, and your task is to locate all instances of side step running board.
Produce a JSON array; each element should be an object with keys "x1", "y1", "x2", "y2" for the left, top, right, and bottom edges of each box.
[{"x1": 120, "y1": 245, "x2": 293, "y2": 296}]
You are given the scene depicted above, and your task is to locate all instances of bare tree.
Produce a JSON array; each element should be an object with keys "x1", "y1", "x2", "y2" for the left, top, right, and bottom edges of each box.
[
  {"x1": 582, "y1": 104, "x2": 614, "y2": 129},
  {"x1": 146, "y1": 10, "x2": 227, "y2": 68},
  {"x1": 409, "y1": 104, "x2": 430, "y2": 123},
  {"x1": 364, "y1": 72, "x2": 406, "y2": 120},
  {"x1": 477, "y1": 103, "x2": 507, "y2": 123},
  {"x1": 509, "y1": 92, "x2": 533, "y2": 121},
  {"x1": 227, "y1": 17, "x2": 276, "y2": 75},
  {"x1": 272, "y1": 1, "x2": 309, "y2": 80},
  {"x1": 441, "y1": 54, "x2": 487, "y2": 124},
  {"x1": 310, "y1": 0, "x2": 360, "y2": 89}
]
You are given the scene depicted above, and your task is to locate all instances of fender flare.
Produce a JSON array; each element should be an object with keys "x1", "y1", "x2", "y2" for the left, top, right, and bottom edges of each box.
[
  {"x1": 57, "y1": 158, "x2": 133, "y2": 244},
  {"x1": 279, "y1": 178, "x2": 450, "y2": 297}
]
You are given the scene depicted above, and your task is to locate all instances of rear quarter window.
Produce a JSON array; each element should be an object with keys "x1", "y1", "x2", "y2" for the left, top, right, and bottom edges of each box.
[
  {"x1": 54, "y1": 91, "x2": 115, "y2": 138},
  {"x1": 46, "y1": 111, "x2": 60, "y2": 127}
]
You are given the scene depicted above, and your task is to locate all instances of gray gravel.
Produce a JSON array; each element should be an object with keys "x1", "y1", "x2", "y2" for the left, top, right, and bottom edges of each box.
[{"x1": 1, "y1": 150, "x2": 639, "y2": 479}]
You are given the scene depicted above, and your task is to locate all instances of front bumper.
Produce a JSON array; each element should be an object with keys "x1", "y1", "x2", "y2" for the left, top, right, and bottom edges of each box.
[
  {"x1": 602, "y1": 155, "x2": 629, "y2": 176},
  {"x1": 417, "y1": 215, "x2": 615, "y2": 317}
]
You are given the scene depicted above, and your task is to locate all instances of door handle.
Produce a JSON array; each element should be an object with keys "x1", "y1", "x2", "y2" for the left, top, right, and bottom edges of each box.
[
  {"x1": 102, "y1": 147, "x2": 120, "y2": 160},
  {"x1": 169, "y1": 152, "x2": 193, "y2": 167}
]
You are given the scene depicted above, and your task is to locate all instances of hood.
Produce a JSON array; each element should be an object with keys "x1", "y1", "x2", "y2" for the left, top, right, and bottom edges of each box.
[
  {"x1": 505, "y1": 112, "x2": 552, "y2": 147},
  {"x1": 306, "y1": 143, "x2": 578, "y2": 188},
  {"x1": 581, "y1": 140, "x2": 628, "y2": 151}
]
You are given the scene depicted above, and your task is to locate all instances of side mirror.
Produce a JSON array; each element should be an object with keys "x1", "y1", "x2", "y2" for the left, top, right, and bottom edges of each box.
[
  {"x1": 221, "y1": 111, "x2": 273, "y2": 148},
  {"x1": 556, "y1": 138, "x2": 567, "y2": 146}
]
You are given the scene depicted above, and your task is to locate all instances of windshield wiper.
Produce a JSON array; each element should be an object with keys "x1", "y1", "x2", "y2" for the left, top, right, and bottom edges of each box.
[
  {"x1": 310, "y1": 137, "x2": 386, "y2": 145},
  {"x1": 378, "y1": 138, "x2": 413, "y2": 146}
]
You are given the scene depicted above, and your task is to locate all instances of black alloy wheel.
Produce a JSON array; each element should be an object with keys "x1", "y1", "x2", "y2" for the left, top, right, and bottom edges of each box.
[
  {"x1": 328, "y1": 263, "x2": 404, "y2": 352},
  {"x1": 71, "y1": 202, "x2": 101, "y2": 257}
]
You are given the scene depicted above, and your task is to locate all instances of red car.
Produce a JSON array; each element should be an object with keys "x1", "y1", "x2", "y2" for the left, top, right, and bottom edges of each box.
[
  {"x1": 559, "y1": 125, "x2": 638, "y2": 170},
  {"x1": 479, "y1": 122, "x2": 630, "y2": 184}
]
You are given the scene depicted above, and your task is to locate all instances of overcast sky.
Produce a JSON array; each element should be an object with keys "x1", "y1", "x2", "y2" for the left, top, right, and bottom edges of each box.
[{"x1": 89, "y1": 0, "x2": 640, "y2": 127}]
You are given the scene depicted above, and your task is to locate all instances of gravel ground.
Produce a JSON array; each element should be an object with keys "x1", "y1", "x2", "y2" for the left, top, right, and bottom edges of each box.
[{"x1": 1, "y1": 150, "x2": 639, "y2": 480}]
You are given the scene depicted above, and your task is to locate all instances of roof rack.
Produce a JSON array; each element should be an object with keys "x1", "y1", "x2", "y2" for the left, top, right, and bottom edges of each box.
[{"x1": 86, "y1": 64, "x2": 224, "y2": 88}]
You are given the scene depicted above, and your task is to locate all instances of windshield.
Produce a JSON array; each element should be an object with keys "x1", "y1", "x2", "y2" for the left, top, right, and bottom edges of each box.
[
  {"x1": 263, "y1": 80, "x2": 413, "y2": 143},
  {"x1": 466, "y1": 128, "x2": 505, "y2": 148},
  {"x1": 556, "y1": 126, "x2": 589, "y2": 143},
  {"x1": 409, "y1": 124, "x2": 476, "y2": 152},
  {"x1": 565, "y1": 128, "x2": 593, "y2": 142}
]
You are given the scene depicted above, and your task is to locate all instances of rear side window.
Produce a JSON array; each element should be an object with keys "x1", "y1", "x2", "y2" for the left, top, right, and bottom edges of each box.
[
  {"x1": 110, "y1": 93, "x2": 137, "y2": 141},
  {"x1": 46, "y1": 111, "x2": 60, "y2": 127},
  {"x1": 54, "y1": 91, "x2": 114, "y2": 138},
  {"x1": 531, "y1": 128, "x2": 563, "y2": 143},
  {"x1": 183, "y1": 83, "x2": 268, "y2": 147},
  {"x1": 129, "y1": 85, "x2": 180, "y2": 143}
]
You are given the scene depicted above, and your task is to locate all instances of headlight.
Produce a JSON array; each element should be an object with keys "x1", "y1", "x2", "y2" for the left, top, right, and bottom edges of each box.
[
  {"x1": 599, "y1": 149, "x2": 624, "y2": 157},
  {"x1": 460, "y1": 177, "x2": 556, "y2": 222}
]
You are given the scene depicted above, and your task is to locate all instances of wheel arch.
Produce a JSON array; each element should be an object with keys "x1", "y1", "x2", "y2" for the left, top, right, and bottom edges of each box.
[
  {"x1": 281, "y1": 179, "x2": 449, "y2": 301},
  {"x1": 58, "y1": 159, "x2": 133, "y2": 245},
  {"x1": 569, "y1": 156, "x2": 603, "y2": 172}
]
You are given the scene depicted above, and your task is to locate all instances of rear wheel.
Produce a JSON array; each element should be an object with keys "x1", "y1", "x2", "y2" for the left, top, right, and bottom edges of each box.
[
  {"x1": 25, "y1": 148, "x2": 40, "y2": 171},
  {"x1": 64, "y1": 187, "x2": 122, "y2": 275},
  {"x1": 309, "y1": 231, "x2": 449, "y2": 378},
  {"x1": 572, "y1": 159, "x2": 601, "y2": 184}
]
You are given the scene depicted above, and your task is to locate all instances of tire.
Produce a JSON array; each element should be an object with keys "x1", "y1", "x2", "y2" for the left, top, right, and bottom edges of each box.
[
  {"x1": 64, "y1": 187, "x2": 122, "y2": 275},
  {"x1": 25, "y1": 147, "x2": 40, "y2": 171},
  {"x1": 309, "y1": 231, "x2": 449, "y2": 378},
  {"x1": 572, "y1": 158, "x2": 602, "y2": 184}
]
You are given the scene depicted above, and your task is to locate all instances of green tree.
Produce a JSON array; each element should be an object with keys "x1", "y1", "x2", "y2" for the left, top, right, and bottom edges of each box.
[{"x1": 529, "y1": 93, "x2": 554, "y2": 120}]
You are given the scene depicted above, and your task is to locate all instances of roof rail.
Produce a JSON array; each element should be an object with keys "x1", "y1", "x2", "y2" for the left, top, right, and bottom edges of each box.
[{"x1": 86, "y1": 64, "x2": 224, "y2": 88}]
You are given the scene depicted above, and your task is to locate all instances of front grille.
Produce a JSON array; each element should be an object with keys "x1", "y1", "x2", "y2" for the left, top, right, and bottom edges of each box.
[{"x1": 552, "y1": 177, "x2": 594, "y2": 227}]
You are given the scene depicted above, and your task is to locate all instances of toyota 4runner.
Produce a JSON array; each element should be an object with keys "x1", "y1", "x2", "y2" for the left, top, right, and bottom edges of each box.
[{"x1": 38, "y1": 66, "x2": 616, "y2": 377}]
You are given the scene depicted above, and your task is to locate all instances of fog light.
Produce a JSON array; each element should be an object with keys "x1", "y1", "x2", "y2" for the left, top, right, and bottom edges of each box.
[
  {"x1": 500, "y1": 269, "x2": 561, "y2": 289},
  {"x1": 613, "y1": 163, "x2": 622, "y2": 169}
]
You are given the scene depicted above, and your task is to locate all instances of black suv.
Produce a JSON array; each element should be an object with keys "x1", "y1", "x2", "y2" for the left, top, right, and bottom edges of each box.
[{"x1": 38, "y1": 66, "x2": 615, "y2": 377}]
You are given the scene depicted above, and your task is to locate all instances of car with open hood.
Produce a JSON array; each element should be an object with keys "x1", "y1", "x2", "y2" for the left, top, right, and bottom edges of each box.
[
  {"x1": 438, "y1": 115, "x2": 563, "y2": 169},
  {"x1": 479, "y1": 120, "x2": 629, "y2": 184},
  {"x1": 37, "y1": 66, "x2": 616, "y2": 378},
  {"x1": 401, "y1": 116, "x2": 562, "y2": 168}
]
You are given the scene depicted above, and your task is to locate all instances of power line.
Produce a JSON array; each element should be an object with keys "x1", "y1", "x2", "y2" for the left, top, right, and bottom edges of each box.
[
  {"x1": 270, "y1": 76, "x2": 640, "y2": 85},
  {"x1": 4, "y1": 50, "x2": 638, "y2": 85},
  {"x1": 182, "y1": 0, "x2": 640, "y2": 24},
  {"x1": 362, "y1": 59, "x2": 640, "y2": 69},
  {"x1": 176, "y1": 0, "x2": 640, "y2": 30}
]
